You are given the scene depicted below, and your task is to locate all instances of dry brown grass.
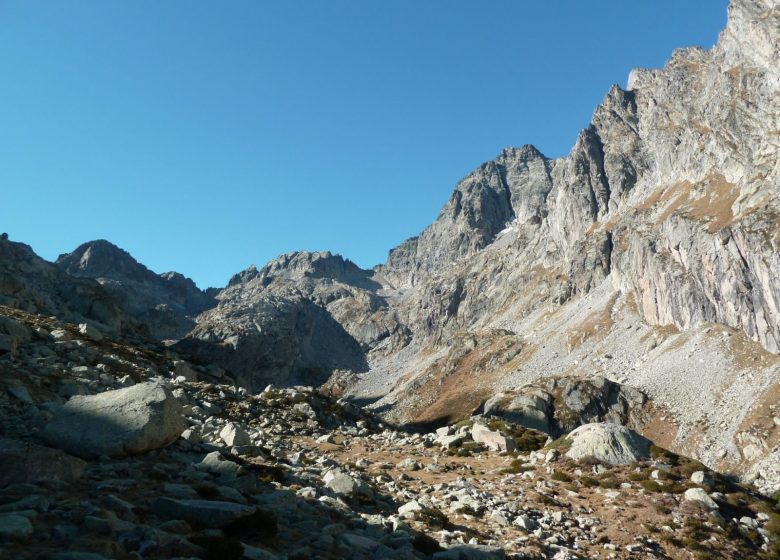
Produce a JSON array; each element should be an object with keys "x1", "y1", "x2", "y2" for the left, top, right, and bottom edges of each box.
[
  {"x1": 686, "y1": 174, "x2": 741, "y2": 232},
  {"x1": 708, "y1": 324, "x2": 780, "y2": 372},
  {"x1": 656, "y1": 180, "x2": 695, "y2": 224},
  {"x1": 406, "y1": 330, "x2": 531, "y2": 427},
  {"x1": 638, "y1": 323, "x2": 682, "y2": 346},
  {"x1": 652, "y1": 174, "x2": 741, "y2": 232}
]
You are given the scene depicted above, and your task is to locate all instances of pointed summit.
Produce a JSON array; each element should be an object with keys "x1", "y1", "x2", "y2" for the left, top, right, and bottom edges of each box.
[{"x1": 56, "y1": 240, "x2": 215, "y2": 339}]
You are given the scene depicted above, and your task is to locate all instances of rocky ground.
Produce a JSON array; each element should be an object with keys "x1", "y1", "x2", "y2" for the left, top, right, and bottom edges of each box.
[{"x1": 2, "y1": 307, "x2": 779, "y2": 559}]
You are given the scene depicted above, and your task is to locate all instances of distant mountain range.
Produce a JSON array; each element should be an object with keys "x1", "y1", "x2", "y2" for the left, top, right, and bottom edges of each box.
[{"x1": 2, "y1": 0, "x2": 778, "y2": 492}]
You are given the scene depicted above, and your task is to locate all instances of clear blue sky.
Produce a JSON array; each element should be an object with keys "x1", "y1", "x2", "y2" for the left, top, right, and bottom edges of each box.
[{"x1": 1, "y1": 0, "x2": 728, "y2": 289}]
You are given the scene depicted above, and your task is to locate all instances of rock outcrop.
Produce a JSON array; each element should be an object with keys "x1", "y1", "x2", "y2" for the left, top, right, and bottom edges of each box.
[
  {"x1": 383, "y1": 145, "x2": 553, "y2": 289},
  {"x1": 484, "y1": 376, "x2": 649, "y2": 438},
  {"x1": 176, "y1": 251, "x2": 406, "y2": 390}
]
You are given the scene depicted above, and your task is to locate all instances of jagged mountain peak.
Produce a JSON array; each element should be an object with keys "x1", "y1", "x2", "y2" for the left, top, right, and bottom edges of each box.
[
  {"x1": 497, "y1": 143, "x2": 547, "y2": 162},
  {"x1": 55, "y1": 239, "x2": 214, "y2": 339},
  {"x1": 56, "y1": 239, "x2": 155, "y2": 282},
  {"x1": 227, "y1": 250, "x2": 373, "y2": 290},
  {"x1": 382, "y1": 144, "x2": 554, "y2": 287},
  {"x1": 0, "y1": 235, "x2": 137, "y2": 333}
]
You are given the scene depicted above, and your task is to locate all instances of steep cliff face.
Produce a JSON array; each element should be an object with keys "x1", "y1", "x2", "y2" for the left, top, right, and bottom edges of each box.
[
  {"x1": 56, "y1": 240, "x2": 215, "y2": 339},
  {"x1": 180, "y1": 2, "x2": 778, "y2": 440},
  {"x1": 346, "y1": 0, "x2": 780, "y2": 490},
  {"x1": 379, "y1": 0, "x2": 779, "y2": 356}
]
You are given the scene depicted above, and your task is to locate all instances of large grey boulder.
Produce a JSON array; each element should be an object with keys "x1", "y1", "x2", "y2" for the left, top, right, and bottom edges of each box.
[
  {"x1": 684, "y1": 488, "x2": 719, "y2": 510},
  {"x1": 471, "y1": 423, "x2": 516, "y2": 452},
  {"x1": 220, "y1": 422, "x2": 251, "y2": 447},
  {"x1": 564, "y1": 423, "x2": 652, "y2": 465},
  {"x1": 0, "y1": 438, "x2": 86, "y2": 487},
  {"x1": 0, "y1": 514, "x2": 33, "y2": 541},
  {"x1": 40, "y1": 382, "x2": 186, "y2": 459},
  {"x1": 323, "y1": 469, "x2": 373, "y2": 499}
]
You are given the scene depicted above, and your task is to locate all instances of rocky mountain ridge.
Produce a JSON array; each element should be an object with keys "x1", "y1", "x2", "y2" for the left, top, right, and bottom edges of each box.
[{"x1": 1, "y1": 0, "x2": 778, "y2": 509}]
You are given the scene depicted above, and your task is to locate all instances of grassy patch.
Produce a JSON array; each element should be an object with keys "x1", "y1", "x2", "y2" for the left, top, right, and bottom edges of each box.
[
  {"x1": 650, "y1": 444, "x2": 679, "y2": 466},
  {"x1": 545, "y1": 436, "x2": 571, "y2": 453},
  {"x1": 580, "y1": 476, "x2": 600, "y2": 488},
  {"x1": 486, "y1": 418, "x2": 547, "y2": 452},
  {"x1": 500, "y1": 459, "x2": 535, "y2": 475},
  {"x1": 551, "y1": 471, "x2": 573, "y2": 483}
]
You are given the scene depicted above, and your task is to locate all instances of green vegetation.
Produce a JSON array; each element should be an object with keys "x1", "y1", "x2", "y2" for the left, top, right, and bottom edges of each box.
[
  {"x1": 545, "y1": 435, "x2": 571, "y2": 453},
  {"x1": 597, "y1": 474, "x2": 620, "y2": 489},
  {"x1": 551, "y1": 471, "x2": 573, "y2": 483},
  {"x1": 649, "y1": 444, "x2": 680, "y2": 465},
  {"x1": 579, "y1": 476, "x2": 600, "y2": 488},
  {"x1": 486, "y1": 418, "x2": 547, "y2": 452},
  {"x1": 500, "y1": 459, "x2": 535, "y2": 474}
]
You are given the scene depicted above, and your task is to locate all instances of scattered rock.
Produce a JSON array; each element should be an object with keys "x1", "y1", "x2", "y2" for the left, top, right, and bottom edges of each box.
[
  {"x1": 153, "y1": 497, "x2": 257, "y2": 528},
  {"x1": 0, "y1": 514, "x2": 33, "y2": 541},
  {"x1": 683, "y1": 488, "x2": 719, "y2": 510},
  {"x1": 0, "y1": 438, "x2": 87, "y2": 486},
  {"x1": 78, "y1": 322, "x2": 103, "y2": 341},
  {"x1": 323, "y1": 469, "x2": 373, "y2": 499},
  {"x1": 691, "y1": 470, "x2": 714, "y2": 489},
  {"x1": 220, "y1": 422, "x2": 251, "y2": 447}
]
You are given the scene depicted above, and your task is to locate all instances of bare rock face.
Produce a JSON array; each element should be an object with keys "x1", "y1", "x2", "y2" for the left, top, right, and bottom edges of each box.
[
  {"x1": 484, "y1": 376, "x2": 648, "y2": 438},
  {"x1": 471, "y1": 423, "x2": 517, "y2": 453},
  {"x1": 384, "y1": 146, "x2": 553, "y2": 289},
  {"x1": 339, "y1": 0, "x2": 780, "y2": 488},
  {"x1": 40, "y1": 382, "x2": 187, "y2": 459},
  {"x1": 372, "y1": 0, "x2": 780, "y2": 353},
  {"x1": 176, "y1": 293, "x2": 371, "y2": 392},
  {"x1": 564, "y1": 423, "x2": 652, "y2": 465},
  {"x1": 56, "y1": 240, "x2": 215, "y2": 340},
  {"x1": 177, "y1": 251, "x2": 407, "y2": 391}
]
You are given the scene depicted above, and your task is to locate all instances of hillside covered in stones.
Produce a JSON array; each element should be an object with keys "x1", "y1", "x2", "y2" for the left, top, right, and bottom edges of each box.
[{"x1": 1, "y1": 306, "x2": 780, "y2": 559}]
